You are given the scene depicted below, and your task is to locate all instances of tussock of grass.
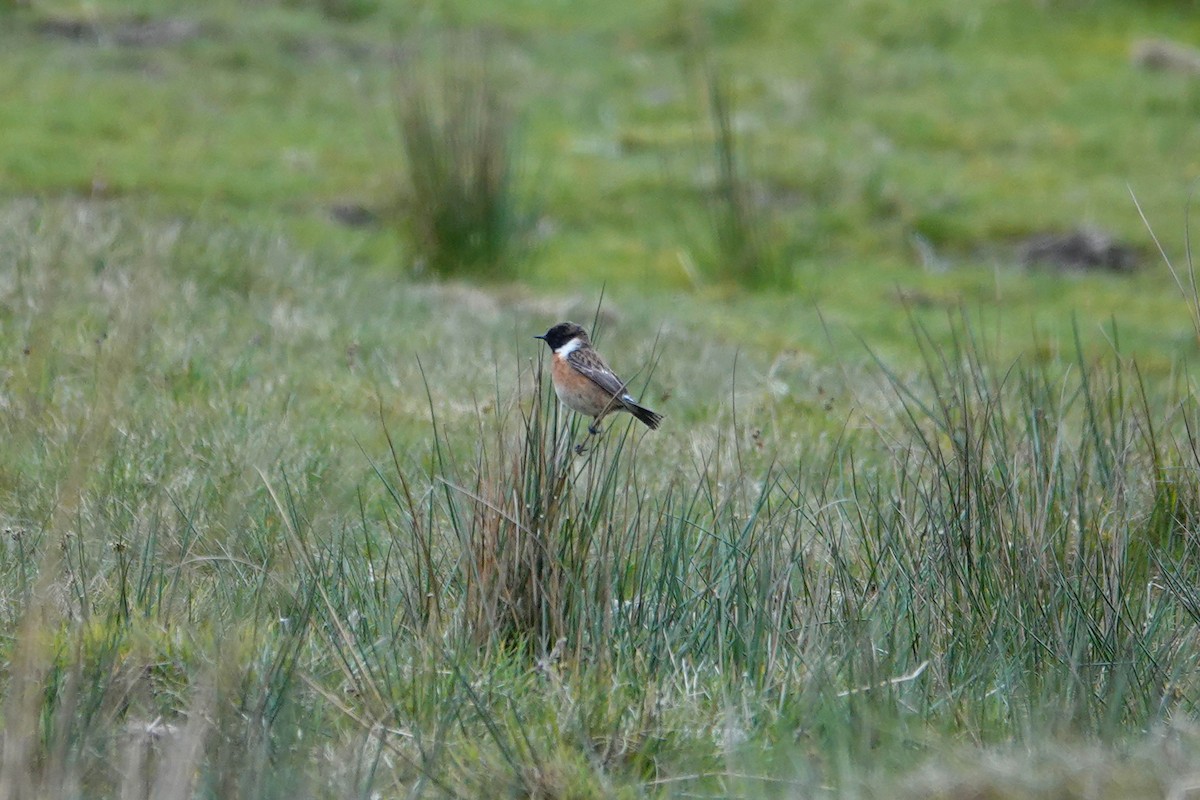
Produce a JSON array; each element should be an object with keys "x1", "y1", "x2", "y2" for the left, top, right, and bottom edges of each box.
[
  {"x1": 391, "y1": 31, "x2": 533, "y2": 278},
  {"x1": 671, "y1": 11, "x2": 794, "y2": 290},
  {"x1": 695, "y1": 60, "x2": 790, "y2": 289}
]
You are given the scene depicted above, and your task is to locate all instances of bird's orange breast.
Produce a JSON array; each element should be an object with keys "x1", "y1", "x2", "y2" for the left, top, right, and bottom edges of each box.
[{"x1": 551, "y1": 353, "x2": 615, "y2": 417}]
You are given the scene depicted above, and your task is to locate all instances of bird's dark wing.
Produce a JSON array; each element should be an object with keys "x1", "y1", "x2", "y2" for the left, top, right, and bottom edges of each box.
[{"x1": 566, "y1": 347, "x2": 631, "y2": 400}]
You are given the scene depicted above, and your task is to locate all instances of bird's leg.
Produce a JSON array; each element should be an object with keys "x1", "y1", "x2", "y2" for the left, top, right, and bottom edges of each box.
[{"x1": 574, "y1": 420, "x2": 600, "y2": 455}]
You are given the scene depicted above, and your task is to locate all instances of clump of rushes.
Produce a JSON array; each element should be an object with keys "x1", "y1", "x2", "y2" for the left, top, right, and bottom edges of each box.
[
  {"x1": 393, "y1": 32, "x2": 532, "y2": 278},
  {"x1": 702, "y1": 63, "x2": 779, "y2": 287},
  {"x1": 676, "y1": 10, "x2": 791, "y2": 289},
  {"x1": 458, "y1": 356, "x2": 580, "y2": 648},
  {"x1": 440, "y1": 350, "x2": 648, "y2": 653}
]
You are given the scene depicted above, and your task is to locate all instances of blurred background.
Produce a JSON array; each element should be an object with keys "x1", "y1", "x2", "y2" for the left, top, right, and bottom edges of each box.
[{"x1": 5, "y1": 0, "x2": 1199, "y2": 299}]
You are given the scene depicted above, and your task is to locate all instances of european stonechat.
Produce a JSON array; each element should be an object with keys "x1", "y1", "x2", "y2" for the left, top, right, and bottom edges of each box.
[{"x1": 535, "y1": 321, "x2": 663, "y2": 434}]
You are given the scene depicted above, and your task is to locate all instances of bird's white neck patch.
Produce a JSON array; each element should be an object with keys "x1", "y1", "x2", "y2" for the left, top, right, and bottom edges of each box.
[{"x1": 555, "y1": 337, "x2": 584, "y2": 356}]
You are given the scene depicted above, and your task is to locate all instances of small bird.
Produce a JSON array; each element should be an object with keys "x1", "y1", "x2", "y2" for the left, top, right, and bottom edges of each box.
[{"x1": 535, "y1": 321, "x2": 663, "y2": 433}]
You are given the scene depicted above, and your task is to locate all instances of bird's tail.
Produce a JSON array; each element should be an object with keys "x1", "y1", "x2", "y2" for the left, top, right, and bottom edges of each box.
[{"x1": 626, "y1": 401, "x2": 663, "y2": 430}]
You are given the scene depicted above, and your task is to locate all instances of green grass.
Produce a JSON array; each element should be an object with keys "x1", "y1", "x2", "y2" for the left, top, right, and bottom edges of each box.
[
  {"x1": 4, "y1": 0, "x2": 1200, "y2": 281},
  {"x1": 4, "y1": 198, "x2": 1200, "y2": 797},
  {"x1": 6, "y1": 0, "x2": 1200, "y2": 796}
]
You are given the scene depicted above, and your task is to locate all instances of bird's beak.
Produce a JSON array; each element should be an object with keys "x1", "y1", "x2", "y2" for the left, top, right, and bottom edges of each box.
[{"x1": 533, "y1": 334, "x2": 545, "y2": 340}]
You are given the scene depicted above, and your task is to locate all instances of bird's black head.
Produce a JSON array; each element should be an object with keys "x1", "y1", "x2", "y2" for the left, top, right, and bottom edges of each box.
[{"x1": 535, "y1": 321, "x2": 589, "y2": 350}]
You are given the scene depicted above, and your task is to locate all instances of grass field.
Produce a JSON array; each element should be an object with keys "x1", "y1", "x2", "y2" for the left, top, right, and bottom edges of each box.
[{"x1": 6, "y1": 0, "x2": 1200, "y2": 797}]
